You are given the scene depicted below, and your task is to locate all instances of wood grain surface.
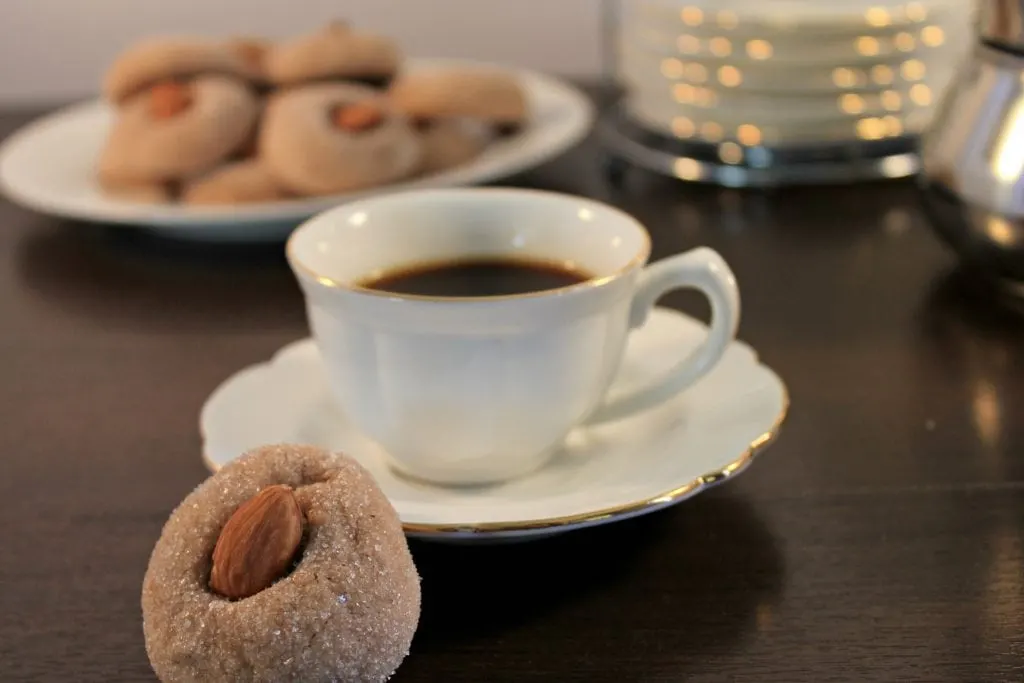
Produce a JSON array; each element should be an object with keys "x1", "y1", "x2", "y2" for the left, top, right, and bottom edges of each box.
[{"x1": 1, "y1": 106, "x2": 1023, "y2": 682}]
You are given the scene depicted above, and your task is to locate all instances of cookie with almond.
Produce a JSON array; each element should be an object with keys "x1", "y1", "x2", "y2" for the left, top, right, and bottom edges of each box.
[
  {"x1": 141, "y1": 444, "x2": 420, "y2": 683},
  {"x1": 259, "y1": 82, "x2": 421, "y2": 195},
  {"x1": 98, "y1": 76, "x2": 259, "y2": 184}
]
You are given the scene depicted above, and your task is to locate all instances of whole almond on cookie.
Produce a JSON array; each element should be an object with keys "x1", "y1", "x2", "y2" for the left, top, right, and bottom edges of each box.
[
  {"x1": 148, "y1": 81, "x2": 193, "y2": 119},
  {"x1": 209, "y1": 484, "x2": 305, "y2": 599},
  {"x1": 332, "y1": 102, "x2": 384, "y2": 132}
]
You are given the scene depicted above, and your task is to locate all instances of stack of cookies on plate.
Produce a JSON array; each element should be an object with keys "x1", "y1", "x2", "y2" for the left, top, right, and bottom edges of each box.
[{"x1": 96, "y1": 22, "x2": 528, "y2": 205}]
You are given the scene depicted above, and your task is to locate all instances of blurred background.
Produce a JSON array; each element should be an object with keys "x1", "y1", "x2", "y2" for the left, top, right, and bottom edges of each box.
[{"x1": 0, "y1": 0, "x2": 602, "y2": 105}]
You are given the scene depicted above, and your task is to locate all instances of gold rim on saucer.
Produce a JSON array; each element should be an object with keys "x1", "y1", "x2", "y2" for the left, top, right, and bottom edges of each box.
[{"x1": 201, "y1": 386, "x2": 788, "y2": 537}]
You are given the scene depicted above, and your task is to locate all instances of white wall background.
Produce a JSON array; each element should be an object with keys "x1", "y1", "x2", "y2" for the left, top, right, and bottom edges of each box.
[{"x1": 0, "y1": 0, "x2": 604, "y2": 105}]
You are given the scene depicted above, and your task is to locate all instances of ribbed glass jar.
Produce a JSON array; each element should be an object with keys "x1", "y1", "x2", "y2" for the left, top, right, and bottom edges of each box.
[{"x1": 602, "y1": 0, "x2": 972, "y2": 186}]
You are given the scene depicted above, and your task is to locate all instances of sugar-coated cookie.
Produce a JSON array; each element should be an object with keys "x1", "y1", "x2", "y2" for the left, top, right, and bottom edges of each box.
[
  {"x1": 415, "y1": 118, "x2": 492, "y2": 174},
  {"x1": 389, "y1": 67, "x2": 528, "y2": 126},
  {"x1": 182, "y1": 159, "x2": 289, "y2": 205},
  {"x1": 142, "y1": 444, "x2": 420, "y2": 683},
  {"x1": 103, "y1": 36, "x2": 260, "y2": 103},
  {"x1": 260, "y1": 83, "x2": 420, "y2": 195},
  {"x1": 98, "y1": 77, "x2": 259, "y2": 184},
  {"x1": 265, "y1": 22, "x2": 400, "y2": 88}
]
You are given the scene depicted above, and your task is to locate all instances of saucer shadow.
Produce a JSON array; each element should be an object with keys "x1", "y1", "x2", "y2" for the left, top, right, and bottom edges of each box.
[
  {"x1": 14, "y1": 220, "x2": 306, "y2": 333},
  {"x1": 400, "y1": 491, "x2": 783, "y2": 680}
]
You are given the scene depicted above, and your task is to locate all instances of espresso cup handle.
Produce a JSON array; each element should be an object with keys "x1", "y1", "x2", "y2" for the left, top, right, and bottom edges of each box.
[{"x1": 586, "y1": 247, "x2": 740, "y2": 424}]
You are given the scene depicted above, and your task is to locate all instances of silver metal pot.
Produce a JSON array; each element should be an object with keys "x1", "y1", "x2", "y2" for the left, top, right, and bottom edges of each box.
[{"x1": 919, "y1": 1, "x2": 1024, "y2": 285}]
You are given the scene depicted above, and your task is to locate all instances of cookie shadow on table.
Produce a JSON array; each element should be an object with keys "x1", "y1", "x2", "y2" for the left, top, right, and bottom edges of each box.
[
  {"x1": 404, "y1": 491, "x2": 783, "y2": 679},
  {"x1": 14, "y1": 219, "x2": 306, "y2": 333}
]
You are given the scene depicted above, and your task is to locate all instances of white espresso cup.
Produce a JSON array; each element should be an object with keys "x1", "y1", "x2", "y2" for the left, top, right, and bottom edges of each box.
[{"x1": 287, "y1": 188, "x2": 740, "y2": 485}]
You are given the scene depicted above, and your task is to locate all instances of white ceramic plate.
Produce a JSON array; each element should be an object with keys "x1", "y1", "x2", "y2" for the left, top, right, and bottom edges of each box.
[
  {"x1": 0, "y1": 59, "x2": 594, "y2": 243},
  {"x1": 201, "y1": 308, "x2": 789, "y2": 543}
]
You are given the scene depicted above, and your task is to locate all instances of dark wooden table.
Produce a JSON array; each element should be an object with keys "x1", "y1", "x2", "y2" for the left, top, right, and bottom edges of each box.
[{"x1": 2, "y1": 105, "x2": 1024, "y2": 682}]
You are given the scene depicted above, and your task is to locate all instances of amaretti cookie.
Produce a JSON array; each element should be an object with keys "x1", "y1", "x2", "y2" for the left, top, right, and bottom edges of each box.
[
  {"x1": 103, "y1": 36, "x2": 260, "y2": 103},
  {"x1": 260, "y1": 83, "x2": 420, "y2": 195},
  {"x1": 142, "y1": 444, "x2": 421, "y2": 683},
  {"x1": 98, "y1": 77, "x2": 259, "y2": 184},
  {"x1": 265, "y1": 22, "x2": 400, "y2": 88},
  {"x1": 415, "y1": 118, "x2": 492, "y2": 174},
  {"x1": 389, "y1": 67, "x2": 528, "y2": 131},
  {"x1": 94, "y1": 22, "x2": 529, "y2": 205},
  {"x1": 182, "y1": 159, "x2": 289, "y2": 205}
]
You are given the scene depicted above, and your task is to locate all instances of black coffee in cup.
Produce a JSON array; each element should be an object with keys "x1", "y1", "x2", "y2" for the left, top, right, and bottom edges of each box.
[{"x1": 358, "y1": 257, "x2": 591, "y2": 297}]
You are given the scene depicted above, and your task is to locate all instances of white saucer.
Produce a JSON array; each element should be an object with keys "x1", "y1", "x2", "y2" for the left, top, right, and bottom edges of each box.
[
  {"x1": 201, "y1": 308, "x2": 788, "y2": 542},
  {"x1": 0, "y1": 59, "x2": 594, "y2": 243}
]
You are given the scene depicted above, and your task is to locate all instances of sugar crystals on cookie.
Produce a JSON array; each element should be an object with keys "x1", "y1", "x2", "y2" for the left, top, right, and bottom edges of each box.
[{"x1": 142, "y1": 444, "x2": 421, "y2": 683}]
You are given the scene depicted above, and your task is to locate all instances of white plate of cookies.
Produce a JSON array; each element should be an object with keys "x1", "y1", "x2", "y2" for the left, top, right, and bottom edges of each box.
[{"x1": 0, "y1": 23, "x2": 595, "y2": 242}]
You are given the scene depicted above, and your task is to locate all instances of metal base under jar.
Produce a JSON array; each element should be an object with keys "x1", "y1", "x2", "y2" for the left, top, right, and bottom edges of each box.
[{"x1": 599, "y1": 105, "x2": 922, "y2": 188}]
